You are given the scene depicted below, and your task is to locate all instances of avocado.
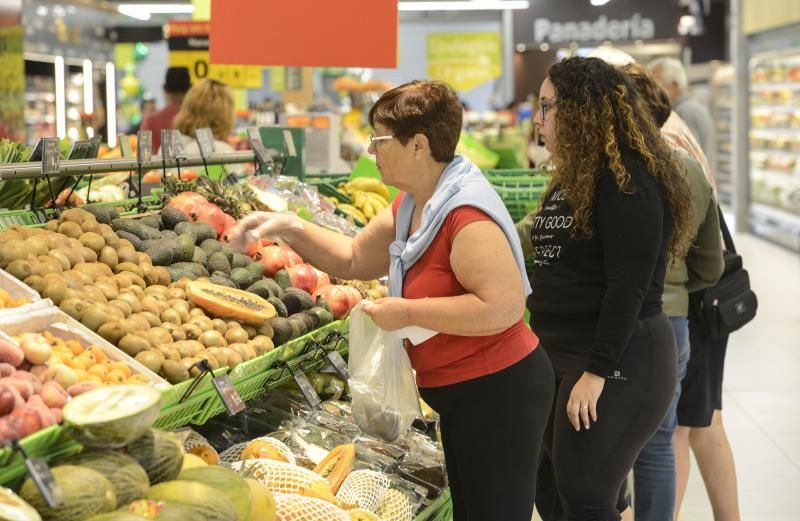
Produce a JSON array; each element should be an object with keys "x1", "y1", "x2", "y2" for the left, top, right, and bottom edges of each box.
[
  {"x1": 282, "y1": 290, "x2": 314, "y2": 315},
  {"x1": 174, "y1": 222, "x2": 217, "y2": 245},
  {"x1": 289, "y1": 313, "x2": 315, "y2": 332},
  {"x1": 111, "y1": 218, "x2": 161, "y2": 240},
  {"x1": 274, "y1": 269, "x2": 292, "y2": 290},
  {"x1": 222, "y1": 248, "x2": 235, "y2": 263},
  {"x1": 139, "y1": 214, "x2": 162, "y2": 230},
  {"x1": 178, "y1": 234, "x2": 196, "y2": 262},
  {"x1": 159, "y1": 229, "x2": 178, "y2": 240},
  {"x1": 166, "y1": 266, "x2": 199, "y2": 282},
  {"x1": 169, "y1": 262, "x2": 210, "y2": 277},
  {"x1": 191, "y1": 246, "x2": 207, "y2": 265},
  {"x1": 200, "y1": 238, "x2": 223, "y2": 254},
  {"x1": 83, "y1": 204, "x2": 119, "y2": 224},
  {"x1": 230, "y1": 267, "x2": 254, "y2": 289},
  {"x1": 245, "y1": 262, "x2": 265, "y2": 279},
  {"x1": 116, "y1": 230, "x2": 144, "y2": 251},
  {"x1": 207, "y1": 251, "x2": 231, "y2": 275},
  {"x1": 305, "y1": 307, "x2": 333, "y2": 327},
  {"x1": 210, "y1": 274, "x2": 237, "y2": 288},
  {"x1": 284, "y1": 288, "x2": 314, "y2": 310},
  {"x1": 269, "y1": 317, "x2": 294, "y2": 345},
  {"x1": 288, "y1": 315, "x2": 309, "y2": 337},
  {"x1": 144, "y1": 242, "x2": 175, "y2": 266},
  {"x1": 267, "y1": 297, "x2": 288, "y2": 318},
  {"x1": 232, "y1": 252, "x2": 252, "y2": 269},
  {"x1": 160, "y1": 207, "x2": 189, "y2": 230}
]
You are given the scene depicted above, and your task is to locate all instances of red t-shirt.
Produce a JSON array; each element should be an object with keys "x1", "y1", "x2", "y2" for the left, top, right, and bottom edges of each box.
[
  {"x1": 392, "y1": 193, "x2": 539, "y2": 388},
  {"x1": 141, "y1": 104, "x2": 181, "y2": 152}
]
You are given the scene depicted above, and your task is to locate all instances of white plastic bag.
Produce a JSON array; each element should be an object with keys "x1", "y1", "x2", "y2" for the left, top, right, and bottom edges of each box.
[{"x1": 348, "y1": 303, "x2": 421, "y2": 442}]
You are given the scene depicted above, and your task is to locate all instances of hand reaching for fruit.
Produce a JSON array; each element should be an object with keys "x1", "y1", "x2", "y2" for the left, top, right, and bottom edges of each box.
[{"x1": 228, "y1": 211, "x2": 305, "y2": 252}]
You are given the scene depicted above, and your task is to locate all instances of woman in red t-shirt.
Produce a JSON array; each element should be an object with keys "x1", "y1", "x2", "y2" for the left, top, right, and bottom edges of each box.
[{"x1": 230, "y1": 80, "x2": 554, "y2": 521}]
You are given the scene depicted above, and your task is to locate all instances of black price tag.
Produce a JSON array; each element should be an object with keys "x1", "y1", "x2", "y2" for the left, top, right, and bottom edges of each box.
[
  {"x1": 325, "y1": 351, "x2": 350, "y2": 380},
  {"x1": 67, "y1": 140, "x2": 92, "y2": 160},
  {"x1": 195, "y1": 128, "x2": 215, "y2": 158},
  {"x1": 24, "y1": 457, "x2": 62, "y2": 508},
  {"x1": 88, "y1": 136, "x2": 102, "y2": 158},
  {"x1": 29, "y1": 139, "x2": 44, "y2": 162},
  {"x1": 136, "y1": 131, "x2": 152, "y2": 163},
  {"x1": 212, "y1": 373, "x2": 245, "y2": 415},
  {"x1": 41, "y1": 137, "x2": 60, "y2": 176},
  {"x1": 293, "y1": 371, "x2": 321, "y2": 408}
]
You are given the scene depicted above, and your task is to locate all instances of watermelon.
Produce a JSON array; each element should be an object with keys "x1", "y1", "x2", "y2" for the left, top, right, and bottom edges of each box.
[
  {"x1": 125, "y1": 429, "x2": 184, "y2": 485},
  {"x1": 145, "y1": 481, "x2": 237, "y2": 521},
  {"x1": 0, "y1": 486, "x2": 41, "y2": 521},
  {"x1": 59, "y1": 451, "x2": 150, "y2": 507},
  {"x1": 62, "y1": 385, "x2": 162, "y2": 449},
  {"x1": 20, "y1": 466, "x2": 116, "y2": 521},
  {"x1": 178, "y1": 466, "x2": 251, "y2": 521}
]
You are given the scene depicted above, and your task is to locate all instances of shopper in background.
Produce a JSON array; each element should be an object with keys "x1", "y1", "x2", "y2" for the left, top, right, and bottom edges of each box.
[
  {"x1": 128, "y1": 95, "x2": 156, "y2": 135},
  {"x1": 173, "y1": 78, "x2": 236, "y2": 153},
  {"x1": 141, "y1": 66, "x2": 191, "y2": 152},
  {"x1": 648, "y1": 57, "x2": 716, "y2": 157},
  {"x1": 527, "y1": 56, "x2": 694, "y2": 521},
  {"x1": 622, "y1": 63, "x2": 725, "y2": 521},
  {"x1": 229, "y1": 80, "x2": 555, "y2": 521}
]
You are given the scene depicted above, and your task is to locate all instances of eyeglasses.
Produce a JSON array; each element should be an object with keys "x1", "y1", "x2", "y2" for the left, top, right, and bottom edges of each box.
[
  {"x1": 369, "y1": 134, "x2": 394, "y2": 148},
  {"x1": 539, "y1": 98, "x2": 557, "y2": 122}
]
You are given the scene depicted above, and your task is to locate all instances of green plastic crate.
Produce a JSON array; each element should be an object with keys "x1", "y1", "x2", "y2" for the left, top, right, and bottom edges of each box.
[{"x1": 0, "y1": 425, "x2": 82, "y2": 487}]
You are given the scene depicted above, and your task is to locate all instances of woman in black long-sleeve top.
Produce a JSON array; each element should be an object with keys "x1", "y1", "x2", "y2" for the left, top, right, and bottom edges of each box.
[{"x1": 528, "y1": 57, "x2": 695, "y2": 521}]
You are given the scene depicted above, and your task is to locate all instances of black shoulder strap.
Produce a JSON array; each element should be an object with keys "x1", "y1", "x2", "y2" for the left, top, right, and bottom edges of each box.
[{"x1": 717, "y1": 205, "x2": 736, "y2": 254}]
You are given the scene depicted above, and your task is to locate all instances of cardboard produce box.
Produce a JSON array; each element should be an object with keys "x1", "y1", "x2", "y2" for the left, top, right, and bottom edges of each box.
[
  {"x1": 0, "y1": 267, "x2": 51, "y2": 317},
  {"x1": 0, "y1": 307, "x2": 170, "y2": 389}
]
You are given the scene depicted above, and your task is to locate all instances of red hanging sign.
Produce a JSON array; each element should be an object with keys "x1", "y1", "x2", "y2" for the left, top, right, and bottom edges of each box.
[{"x1": 209, "y1": 0, "x2": 398, "y2": 68}]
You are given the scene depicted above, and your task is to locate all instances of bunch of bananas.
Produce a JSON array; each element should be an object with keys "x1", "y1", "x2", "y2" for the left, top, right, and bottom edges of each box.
[{"x1": 336, "y1": 178, "x2": 391, "y2": 223}]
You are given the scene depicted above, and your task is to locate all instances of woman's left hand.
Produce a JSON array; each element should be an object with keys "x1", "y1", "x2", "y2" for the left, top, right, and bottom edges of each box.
[
  {"x1": 361, "y1": 297, "x2": 411, "y2": 331},
  {"x1": 566, "y1": 371, "x2": 605, "y2": 431}
]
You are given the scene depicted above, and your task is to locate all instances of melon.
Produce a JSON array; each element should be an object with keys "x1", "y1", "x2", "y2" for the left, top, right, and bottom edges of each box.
[
  {"x1": 125, "y1": 429, "x2": 184, "y2": 485},
  {"x1": 145, "y1": 481, "x2": 237, "y2": 521},
  {"x1": 20, "y1": 466, "x2": 116, "y2": 521},
  {"x1": 62, "y1": 385, "x2": 162, "y2": 449},
  {"x1": 181, "y1": 453, "x2": 207, "y2": 470},
  {"x1": 186, "y1": 280, "x2": 276, "y2": 325},
  {"x1": 244, "y1": 479, "x2": 276, "y2": 521},
  {"x1": 59, "y1": 451, "x2": 150, "y2": 508},
  {"x1": 178, "y1": 466, "x2": 251, "y2": 521},
  {"x1": 128, "y1": 500, "x2": 205, "y2": 521},
  {"x1": 85, "y1": 514, "x2": 146, "y2": 521},
  {"x1": 0, "y1": 486, "x2": 41, "y2": 521}
]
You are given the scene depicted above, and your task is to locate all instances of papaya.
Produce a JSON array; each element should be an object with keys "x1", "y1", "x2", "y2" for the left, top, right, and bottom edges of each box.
[
  {"x1": 186, "y1": 281, "x2": 276, "y2": 326},
  {"x1": 313, "y1": 444, "x2": 355, "y2": 494}
]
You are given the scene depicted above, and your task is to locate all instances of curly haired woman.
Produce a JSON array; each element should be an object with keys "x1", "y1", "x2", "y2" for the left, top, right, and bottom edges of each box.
[{"x1": 526, "y1": 57, "x2": 694, "y2": 521}]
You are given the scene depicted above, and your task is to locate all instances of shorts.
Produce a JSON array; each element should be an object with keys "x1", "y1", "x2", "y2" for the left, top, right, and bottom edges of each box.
[{"x1": 676, "y1": 298, "x2": 729, "y2": 428}]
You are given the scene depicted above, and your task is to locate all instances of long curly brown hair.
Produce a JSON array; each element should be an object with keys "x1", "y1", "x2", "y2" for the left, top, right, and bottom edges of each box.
[{"x1": 545, "y1": 56, "x2": 693, "y2": 259}]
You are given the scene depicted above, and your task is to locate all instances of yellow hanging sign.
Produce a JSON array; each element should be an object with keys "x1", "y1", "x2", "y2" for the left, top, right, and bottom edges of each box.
[{"x1": 427, "y1": 32, "x2": 502, "y2": 92}]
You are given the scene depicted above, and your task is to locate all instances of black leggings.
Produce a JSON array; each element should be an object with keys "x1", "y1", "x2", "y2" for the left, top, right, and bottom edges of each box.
[
  {"x1": 419, "y1": 347, "x2": 554, "y2": 521},
  {"x1": 535, "y1": 314, "x2": 677, "y2": 521}
]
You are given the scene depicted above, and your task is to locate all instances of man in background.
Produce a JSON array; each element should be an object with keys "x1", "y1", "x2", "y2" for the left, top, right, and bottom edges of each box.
[
  {"x1": 141, "y1": 67, "x2": 190, "y2": 152},
  {"x1": 647, "y1": 57, "x2": 716, "y2": 157}
]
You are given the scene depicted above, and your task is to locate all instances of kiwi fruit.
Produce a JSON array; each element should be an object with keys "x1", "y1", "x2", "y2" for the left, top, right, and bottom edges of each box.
[
  {"x1": 142, "y1": 327, "x2": 173, "y2": 346},
  {"x1": 250, "y1": 335, "x2": 274, "y2": 355},
  {"x1": 79, "y1": 247, "x2": 98, "y2": 263},
  {"x1": 127, "y1": 314, "x2": 152, "y2": 332},
  {"x1": 162, "y1": 359, "x2": 190, "y2": 383},
  {"x1": 118, "y1": 334, "x2": 151, "y2": 356},
  {"x1": 98, "y1": 246, "x2": 118, "y2": 269},
  {"x1": 47, "y1": 250, "x2": 71, "y2": 271},
  {"x1": 117, "y1": 247, "x2": 139, "y2": 265},
  {"x1": 224, "y1": 328, "x2": 250, "y2": 345},
  {"x1": 199, "y1": 330, "x2": 226, "y2": 348},
  {"x1": 24, "y1": 275, "x2": 45, "y2": 294},
  {"x1": 97, "y1": 322, "x2": 128, "y2": 345},
  {"x1": 161, "y1": 322, "x2": 186, "y2": 341},
  {"x1": 159, "y1": 346, "x2": 182, "y2": 362},
  {"x1": 243, "y1": 325, "x2": 258, "y2": 340},
  {"x1": 138, "y1": 311, "x2": 162, "y2": 327},
  {"x1": 5, "y1": 260, "x2": 32, "y2": 281},
  {"x1": 211, "y1": 319, "x2": 228, "y2": 334},
  {"x1": 182, "y1": 323, "x2": 203, "y2": 341},
  {"x1": 57, "y1": 222, "x2": 83, "y2": 239},
  {"x1": 135, "y1": 350, "x2": 165, "y2": 374},
  {"x1": 160, "y1": 309, "x2": 182, "y2": 326},
  {"x1": 114, "y1": 262, "x2": 143, "y2": 278}
]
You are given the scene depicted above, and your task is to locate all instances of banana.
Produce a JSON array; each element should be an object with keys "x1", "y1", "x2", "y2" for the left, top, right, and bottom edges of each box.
[
  {"x1": 337, "y1": 203, "x2": 367, "y2": 223},
  {"x1": 348, "y1": 177, "x2": 391, "y2": 201},
  {"x1": 352, "y1": 190, "x2": 366, "y2": 209},
  {"x1": 362, "y1": 201, "x2": 375, "y2": 220},
  {"x1": 364, "y1": 192, "x2": 389, "y2": 209}
]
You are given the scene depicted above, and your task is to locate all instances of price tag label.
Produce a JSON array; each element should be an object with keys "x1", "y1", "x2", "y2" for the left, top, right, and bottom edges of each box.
[
  {"x1": 195, "y1": 128, "x2": 215, "y2": 158},
  {"x1": 212, "y1": 373, "x2": 245, "y2": 415},
  {"x1": 249, "y1": 138, "x2": 272, "y2": 167},
  {"x1": 88, "y1": 136, "x2": 102, "y2": 159},
  {"x1": 293, "y1": 371, "x2": 321, "y2": 408},
  {"x1": 161, "y1": 130, "x2": 183, "y2": 160},
  {"x1": 67, "y1": 140, "x2": 92, "y2": 160},
  {"x1": 325, "y1": 351, "x2": 350, "y2": 380},
  {"x1": 119, "y1": 134, "x2": 133, "y2": 158},
  {"x1": 41, "y1": 137, "x2": 60, "y2": 176},
  {"x1": 282, "y1": 129, "x2": 297, "y2": 157},
  {"x1": 137, "y1": 131, "x2": 152, "y2": 163},
  {"x1": 29, "y1": 139, "x2": 44, "y2": 162},
  {"x1": 24, "y1": 457, "x2": 62, "y2": 508}
]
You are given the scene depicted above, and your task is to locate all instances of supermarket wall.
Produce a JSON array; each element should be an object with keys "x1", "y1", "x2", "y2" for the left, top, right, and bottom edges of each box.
[{"x1": 371, "y1": 14, "x2": 506, "y2": 111}]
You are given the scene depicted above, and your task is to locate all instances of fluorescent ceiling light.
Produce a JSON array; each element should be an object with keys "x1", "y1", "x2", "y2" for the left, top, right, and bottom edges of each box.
[
  {"x1": 55, "y1": 56, "x2": 66, "y2": 139},
  {"x1": 590, "y1": 0, "x2": 611, "y2": 6},
  {"x1": 83, "y1": 59, "x2": 93, "y2": 114},
  {"x1": 398, "y1": 1, "x2": 529, "y2": 11},
  {"x1": 106, "y1": 63, "x2": 117, "y2": 148},
  {"x1": 117, "y1": 3, "x2": 194, "y2": 21}
]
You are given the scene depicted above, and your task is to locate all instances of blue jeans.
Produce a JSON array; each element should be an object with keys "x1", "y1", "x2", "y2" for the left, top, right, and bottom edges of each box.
[{"x1": 632, "y1": 316, "x2": 690, "y2": 521}]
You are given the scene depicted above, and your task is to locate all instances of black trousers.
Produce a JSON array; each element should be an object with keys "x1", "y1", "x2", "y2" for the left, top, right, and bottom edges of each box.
[
  {"x1": 535, "y1": 314, "x2": 677, "y2": 521},
  {"x1": 419, "y1": 347, "x2": 554, "y2": 521}
]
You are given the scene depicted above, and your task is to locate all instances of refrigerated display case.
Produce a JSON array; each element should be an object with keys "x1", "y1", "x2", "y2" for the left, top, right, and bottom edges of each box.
[
  {"x1": 711, "y1": 63, "x2": 735, "y2": 207},
  {"x1": 748, "y1": 48, "x2": 800, "y2": 250}
]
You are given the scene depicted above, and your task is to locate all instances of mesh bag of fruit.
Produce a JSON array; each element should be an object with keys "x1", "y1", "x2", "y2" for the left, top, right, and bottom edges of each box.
[
  {"x1": 220, "y1": 436, "x2": 296, "y2": 466},
  {"x1": 232, "y1": 458, "x2": 327, "y2": 494},
  {"x1": 376, "y1": 488, "x2": 414, "y2": 521},
  {"x1": 273, "y1": 492, "x2": 351, "y2": 521},
  {"x1": 335, "y1": 469, "x2": 390, "y2": 512}
]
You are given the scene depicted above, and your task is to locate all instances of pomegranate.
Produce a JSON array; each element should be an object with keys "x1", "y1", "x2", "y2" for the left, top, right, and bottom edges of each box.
[
  {"x1": 220, "y1": 214, "x2": 238, "y2": 242},
  {"x1": 245, "y1": 238, "x2": 275, "y2": 257},
  {"x1": 166, "y1": 191, "x2": 207, "y2": 215},
  {"x1": 190, "y1": 203, "x2": 228, "y2": 236},
  {"x1": 284, "y1": 264, "x2": 320, "y2": 294},
  {"x1": 314, "y1": 268, "x2": 331, "y2": 289},
  {"x1": 254, "y1": 245, "x2": 289, "y2": 278},
  {"x1": 314, "y1": 284, "x2": 353, "y2": 319}
]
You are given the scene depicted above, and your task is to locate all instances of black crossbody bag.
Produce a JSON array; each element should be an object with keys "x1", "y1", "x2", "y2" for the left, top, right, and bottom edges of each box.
[{"x1": 691, "y1": 207, "x2": 758, "y2": 340}]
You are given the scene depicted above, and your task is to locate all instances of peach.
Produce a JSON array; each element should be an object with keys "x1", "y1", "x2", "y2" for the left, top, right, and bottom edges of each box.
[
  {"x1": 11, "y1": 370, "x2": 42, "y2": 394},
  {"x1": 1, "y1": 377, "x2": 33, "y2": 401},
  {"x1": 20, "y1": 335, "x2": 52, "y2": 365},
  {"x1": 67, "y1": 381, "x2": 97, "y2": 397},
  {"x1": 40, "y1": 381, "x2": 68, "y2": 409},
  {"x1": 0, "y1": 362, "x2": 15, "y2": 377},
  {"x1": 41, "y1": 365, "x2": 77, "y2": 390},
  {"x1": 0, "y1": 340, "x2": 24, "y2": 367}
]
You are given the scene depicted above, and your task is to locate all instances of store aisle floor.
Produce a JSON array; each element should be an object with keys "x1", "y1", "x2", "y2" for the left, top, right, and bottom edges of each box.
[
  {"x1": 532, "y1": 232, "x2": 800, "y2": 521},
  {"x1": 680, "y1": 232, "x2": 800, "y2": 521}
]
